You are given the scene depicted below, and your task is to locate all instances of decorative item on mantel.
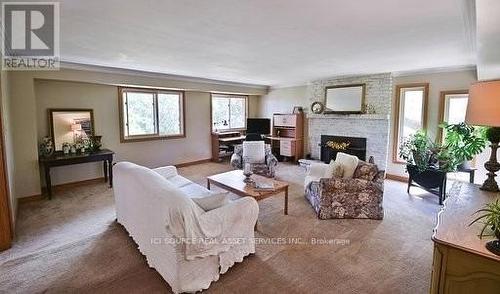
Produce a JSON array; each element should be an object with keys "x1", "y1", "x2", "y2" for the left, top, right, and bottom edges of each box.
[
  {"x1": 465, "y1": 80, "x2": 500, "y2": 192},
  {"x1": 469, "y1": 199, "x2": 500, "y2": 256},
  {"x1": 39, "y1": 136, "x2": 54, "y2": 156},
  {"x1": 311, "y1": 101, "x2": 324, "y2": 114}
]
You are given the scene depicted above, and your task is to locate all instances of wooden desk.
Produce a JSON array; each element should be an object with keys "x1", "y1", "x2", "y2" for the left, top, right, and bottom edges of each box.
[
  {"x1": 431, "y1": 182, "x2": 500, "y2": 293},
  {"x1": 218, "y1": 136, "x2": 245, "y2": 143},
  {"x1": 211, "y1": 132, "x2": 245, "y2": 162},
  {"x1": 39, "y1": 149, "x2": 114, "y2": 199}
]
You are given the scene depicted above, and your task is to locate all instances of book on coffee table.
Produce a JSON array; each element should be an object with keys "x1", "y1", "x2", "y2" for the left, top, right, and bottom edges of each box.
[{"x1": 253, "y1": 181, "x2": 275, "y2": 191}]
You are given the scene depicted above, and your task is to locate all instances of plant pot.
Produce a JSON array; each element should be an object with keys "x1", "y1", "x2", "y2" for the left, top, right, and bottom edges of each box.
[{"x1": 407, "y1": 165, "x2": 446, "y2": 190}]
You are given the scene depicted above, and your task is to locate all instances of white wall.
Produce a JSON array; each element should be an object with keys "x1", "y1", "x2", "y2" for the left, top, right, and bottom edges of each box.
[
  {"x1": 386, "y1": 69, "x2": 478, "y2": 177},
  {"x1": 9, "y1": 68, "x2": 266, "y2": 197},
  {"x1": 1, "y1": 69, "x2": 17, "y2": 225},
  {"x1": 258, "y1": 85, "x2": 308, "y2": 118}
]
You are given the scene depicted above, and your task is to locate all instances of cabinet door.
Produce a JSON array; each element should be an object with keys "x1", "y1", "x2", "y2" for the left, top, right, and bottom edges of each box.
[{"x1": 274, "y1": 115, "x2": 296, "y2": 127}]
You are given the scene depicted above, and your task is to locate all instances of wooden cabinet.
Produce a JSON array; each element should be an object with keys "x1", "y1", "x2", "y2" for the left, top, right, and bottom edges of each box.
[
  {"x1": 268, "y1": 113, "x2": 304, "y2": 162},
  {"x1": 430, "y1": 182, "x2": 500, "y2": 294},
  {"x1": 273, "y1": 114, "x2": 297, "y2": 127},
  {"x1": 279, "y1": 140, "x2": 295, "y2": 157}
]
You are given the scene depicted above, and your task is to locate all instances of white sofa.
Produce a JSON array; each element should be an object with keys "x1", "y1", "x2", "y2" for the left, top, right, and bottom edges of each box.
[{"x1": 113, "y1": 162, "x2": 259, "y2": 293}]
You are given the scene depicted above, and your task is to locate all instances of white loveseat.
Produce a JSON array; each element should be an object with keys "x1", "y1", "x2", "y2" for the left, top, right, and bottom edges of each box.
[{"x1": 113, "y1": 162, "x2": 259, "y2": 293}]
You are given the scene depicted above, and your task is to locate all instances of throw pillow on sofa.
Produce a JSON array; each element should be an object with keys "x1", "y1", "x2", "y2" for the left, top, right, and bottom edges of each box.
[
  {"x1": 190, "y1": 192, "x2": 230, "y2": 211},
  {"x1": 353, "y1": 161, "x2": 379, "y2": 181},
  {"x1": 323, "y1": 160, "x2": 344, "y2": 178},
  {"x1": 335, "y1": 152, "x2": 359, "y2": 179}
]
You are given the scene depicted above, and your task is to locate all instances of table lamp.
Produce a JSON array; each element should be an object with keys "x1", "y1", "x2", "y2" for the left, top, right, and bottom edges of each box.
[{"x1": 465, "y1": 80, "x2": 500, "y2": 192}]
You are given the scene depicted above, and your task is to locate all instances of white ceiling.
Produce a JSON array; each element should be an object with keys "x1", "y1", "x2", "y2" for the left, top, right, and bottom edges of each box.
[{"x1": 52, "y1": 0, "x2": 478, "y2": 86}]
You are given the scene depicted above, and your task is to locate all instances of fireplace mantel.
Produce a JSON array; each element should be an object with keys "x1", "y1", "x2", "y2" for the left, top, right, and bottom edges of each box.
[{"x1": 307, "y1": 113, "x2": 389, "y2": 120}]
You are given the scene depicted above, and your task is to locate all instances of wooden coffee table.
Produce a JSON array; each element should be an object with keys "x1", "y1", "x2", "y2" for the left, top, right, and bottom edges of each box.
[{"x1": 207, "y1": 170, "x2": 289, "y2": 215}]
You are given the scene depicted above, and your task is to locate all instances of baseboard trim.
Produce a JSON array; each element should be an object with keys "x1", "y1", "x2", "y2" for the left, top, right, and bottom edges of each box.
[
  {"x1": 18, "y1": 177, "x2": 106, "y2": 203},
  {"x1": 175, "y1": 158, "x2": 212, "y2": 168},
  {"x1": 386, "y1": 173, "x2": 408, "y2": 183}
]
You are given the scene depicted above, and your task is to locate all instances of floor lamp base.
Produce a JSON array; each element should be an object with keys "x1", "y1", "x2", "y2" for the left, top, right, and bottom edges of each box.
[{"x1": 481, "y1": 142, "x2": 500, "y2": 192}]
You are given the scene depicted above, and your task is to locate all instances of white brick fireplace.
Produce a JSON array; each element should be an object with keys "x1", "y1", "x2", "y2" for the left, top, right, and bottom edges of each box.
[
  {"x1": 306, "y1": 73, "x2": 392, "y2": 170},
  {"x1": 307, "y1": 114, "x2": 390, "y2": 169}
]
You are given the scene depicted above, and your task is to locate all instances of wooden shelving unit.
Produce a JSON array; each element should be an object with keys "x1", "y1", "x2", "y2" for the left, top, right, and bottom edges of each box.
[{"x1": 266, "y1": 113, "x2": 304, "y2": 162}]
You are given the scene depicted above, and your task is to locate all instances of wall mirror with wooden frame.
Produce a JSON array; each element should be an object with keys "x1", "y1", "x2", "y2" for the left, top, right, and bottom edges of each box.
[
  {"x1": 324, "y1": 84, "x2": 366, "y2": 114},
  {"x1": 392, "y1": 83, "x2": 429, "y2": 163},
  {"x1": 49, "y1": 109, "x2": 95, "y2": 151}
]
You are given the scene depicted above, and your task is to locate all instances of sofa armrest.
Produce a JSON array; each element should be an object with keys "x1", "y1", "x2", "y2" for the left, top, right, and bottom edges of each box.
[
  {"x1": 152, "y1": 166, "x2": 178, "y2": 178},
  {"x1": 308, "y1": 162, "x2": 328, "y2": 178},
  {"x1": 198, "y1": 197, "x2": 259, "y2": 237}
]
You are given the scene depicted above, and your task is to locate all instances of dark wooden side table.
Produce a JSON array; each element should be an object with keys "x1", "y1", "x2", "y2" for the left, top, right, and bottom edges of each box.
[{"x1": 39, "y1": 149, "x2": 114, "y2": 199}]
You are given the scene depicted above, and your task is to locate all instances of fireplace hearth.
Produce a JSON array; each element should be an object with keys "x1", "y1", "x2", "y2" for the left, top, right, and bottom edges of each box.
[{"x1": 319, "y1": 135, "x2": 366, "y2": 163}]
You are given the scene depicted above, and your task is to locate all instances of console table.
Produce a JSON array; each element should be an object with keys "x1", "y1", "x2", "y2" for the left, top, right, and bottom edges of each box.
[
  {"x1": 431, "y1": 182, "x2": 500, "y2": 293},
  {"x1": 39, "y1": 149, "x2": 114, "y2": 199}
]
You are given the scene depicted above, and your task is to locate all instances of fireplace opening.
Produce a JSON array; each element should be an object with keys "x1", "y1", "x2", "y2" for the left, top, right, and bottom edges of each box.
[{"x1": 319, "y1": 135, "x2": 366, "y2": 163}]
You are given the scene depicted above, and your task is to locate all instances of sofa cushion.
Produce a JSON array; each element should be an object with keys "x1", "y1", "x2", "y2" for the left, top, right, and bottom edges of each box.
[
  {"x1": 190, "y1": 192, "x2": 231, "y2": 211},
  {"x1": 179, "y1": 183, "x2": 212, "y2": 197},
  {"x1": 243, "y1": 141, "x2": 265, "y2": 164},
  {"x1": 166, "y1": 175, "x2": 193, "y2": 188},
  {"x1": 336, "y1": 152, "x2": 359, "y2": 179},
  {"x1": 353, "y1": 161, "x2": 379, "y2": 181},
  {"x1": 323, "y1": 160, "x2": 344, "y2": 178}
]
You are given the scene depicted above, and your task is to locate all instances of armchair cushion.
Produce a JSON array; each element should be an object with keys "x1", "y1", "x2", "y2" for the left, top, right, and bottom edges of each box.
[{"x1": 243, "y1": 141, "x2": 265, "y2": 163}]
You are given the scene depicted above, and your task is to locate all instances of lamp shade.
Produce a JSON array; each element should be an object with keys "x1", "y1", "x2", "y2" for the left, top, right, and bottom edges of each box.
[{"x1": 465, "y1": 80, "x2": 500, "y2": 127}]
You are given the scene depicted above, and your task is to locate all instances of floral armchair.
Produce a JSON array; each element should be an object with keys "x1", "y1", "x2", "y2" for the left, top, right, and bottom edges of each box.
[
  {"x1": 304, "y1": 160, "x2": 384, "y2": 220},
  {"x1": 230, "y1": 143, "x2": 278, "y2": 178}
]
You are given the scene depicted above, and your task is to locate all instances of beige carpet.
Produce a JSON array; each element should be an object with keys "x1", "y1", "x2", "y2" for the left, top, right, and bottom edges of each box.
[{"x1": 0, "y1": 162, "x2": 441, "y2": 293}]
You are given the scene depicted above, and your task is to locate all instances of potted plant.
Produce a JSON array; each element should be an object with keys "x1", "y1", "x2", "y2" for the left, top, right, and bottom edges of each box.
[
  {"x1": 469, "y1": 199, "x2": 500, "y2": 255},
  {"x1": 440, "y1": 122, "x2": 487, "y2": 170},
  {"x1": 399, "y1": 130, "x2": 433, "y2": 172}
]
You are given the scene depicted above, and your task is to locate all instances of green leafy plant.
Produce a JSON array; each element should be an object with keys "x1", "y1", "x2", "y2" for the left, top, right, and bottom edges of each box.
[
  {"x1": 399, "y1": 130, "x2": 432, "y2": 172},
  {"x1": 469, "y1": 199, "x2": 500, "y2": 239},
  {"x1": 440, "y1": 122, "x2": 487, "y2": 171}
]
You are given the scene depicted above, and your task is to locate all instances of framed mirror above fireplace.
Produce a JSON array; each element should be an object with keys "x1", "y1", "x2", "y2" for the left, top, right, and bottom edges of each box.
[{"x1": 324, "y1": 84, "x2": 366, "y2": 114}]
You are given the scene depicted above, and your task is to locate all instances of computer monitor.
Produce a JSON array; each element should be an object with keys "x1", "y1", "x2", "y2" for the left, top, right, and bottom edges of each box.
[{"x1": 246, "y1": 118, "x2": 271, "y2": 135}]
